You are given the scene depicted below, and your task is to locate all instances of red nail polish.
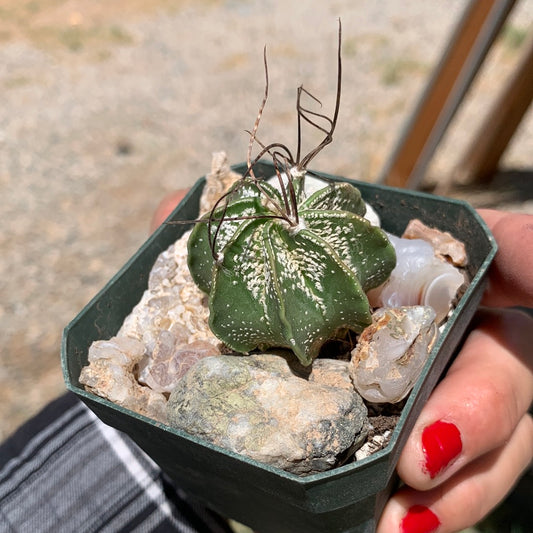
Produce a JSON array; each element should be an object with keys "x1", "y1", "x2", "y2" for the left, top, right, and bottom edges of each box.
[
  {"x1": 401, "y1": 505, "x2": 440, "y2": 533},
  {"x1": 422, "y1": 420, "x2": 462, "y2": 478}
]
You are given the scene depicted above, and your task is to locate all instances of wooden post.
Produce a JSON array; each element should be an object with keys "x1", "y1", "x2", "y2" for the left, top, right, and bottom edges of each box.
[
  {"x1": 379, "y1": 0, "x2": 517, "y2": 189},
  {"x1": 453, "y1": 31, "x2": 533, "y2": 184}
]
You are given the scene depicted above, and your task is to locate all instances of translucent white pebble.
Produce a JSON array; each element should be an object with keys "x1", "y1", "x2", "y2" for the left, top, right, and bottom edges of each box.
[
  {"x1": 267, "y1": 173, "x2": 381, "y2": 226},
  {"x1": 267, "y1": 172, "x2": 326, "y2": 197},
  {"x1": 363, "y1": 202, "x2": 381, "y2": 227},
  {"x1": 350, "y1": 306, "x2": 438, "y2": 403},
  {"x1": 367, "y1": 234, "x2": 465, "y2": 324}
]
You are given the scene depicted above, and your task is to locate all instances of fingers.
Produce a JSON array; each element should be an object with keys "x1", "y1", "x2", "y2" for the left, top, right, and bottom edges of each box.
[
  {"x1": 150, "y1": 189, "x2": 189, "y2": 232},
  {"x1": 378, "y1": 307, "x2": 533, "y2": 532},
  {"x1": 478, "y1": 209, "x2": 533, "y2": 308},
  {"x1": 397, "y1": 308, "x2": 533, "y2": 491},
  {"x1": 377, "y1": 413, "x2": 533, "y2": 532}
]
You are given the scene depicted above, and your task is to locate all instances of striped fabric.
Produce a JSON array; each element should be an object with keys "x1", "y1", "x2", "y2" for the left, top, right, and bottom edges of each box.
[{"x1": 0, "y1": 393, "x2": 233, "y2": 533}]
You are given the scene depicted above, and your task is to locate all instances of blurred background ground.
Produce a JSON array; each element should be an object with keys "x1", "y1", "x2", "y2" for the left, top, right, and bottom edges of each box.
[{"x1": 0, "y1": 1, "x2": 532, "y2": 530}]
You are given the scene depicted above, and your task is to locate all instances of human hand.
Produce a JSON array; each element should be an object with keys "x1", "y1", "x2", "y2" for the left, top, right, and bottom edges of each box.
[
  {"x1": 150, "y1": 189, "x2": 189, "y2": 232},
  {"x1": 377, "y1": 209, "x2": 533, "y2": 533},
  {"x1": 152, "y1": 194, "x2": 533, "y2": 532}
]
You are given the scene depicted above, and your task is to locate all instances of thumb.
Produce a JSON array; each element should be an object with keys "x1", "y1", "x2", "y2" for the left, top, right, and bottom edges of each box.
[{"x1": 478, "y1": 209, "x2": 533, "y2": 308}]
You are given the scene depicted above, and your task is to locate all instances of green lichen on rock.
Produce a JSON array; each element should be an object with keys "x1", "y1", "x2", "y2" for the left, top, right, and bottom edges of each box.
[{"x1": 187, "y1": 173, "x2": 396, "y2": 366}]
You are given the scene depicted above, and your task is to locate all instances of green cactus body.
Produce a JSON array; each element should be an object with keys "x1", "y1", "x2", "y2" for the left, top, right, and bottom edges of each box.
[{"x1": 187, "y1": 174, "x2": 396, "y2": 366}]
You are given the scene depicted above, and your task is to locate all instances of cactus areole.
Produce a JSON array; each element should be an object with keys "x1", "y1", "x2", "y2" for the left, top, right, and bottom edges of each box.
[{"x1": 187, "y1": 21, "x2": 396, "y2": 366}]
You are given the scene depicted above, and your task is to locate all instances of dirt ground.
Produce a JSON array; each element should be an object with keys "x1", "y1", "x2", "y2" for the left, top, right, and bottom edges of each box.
[{"x1": 1, "y1": 1, "x2": 532, "y2": 520}]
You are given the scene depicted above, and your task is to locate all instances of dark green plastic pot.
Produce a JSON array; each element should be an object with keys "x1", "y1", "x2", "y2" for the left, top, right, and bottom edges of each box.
[{"x1": 62, "y1": 161, "x2": 497, "y2": 533}]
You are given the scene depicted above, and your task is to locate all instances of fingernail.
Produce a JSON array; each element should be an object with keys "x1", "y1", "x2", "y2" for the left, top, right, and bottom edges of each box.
[
  {"x1": 400, "y1": 505, "x2": 440, "y2": 533},
  {"x1": 422, "y1": 420, "x2": 462, "y2": 478}
]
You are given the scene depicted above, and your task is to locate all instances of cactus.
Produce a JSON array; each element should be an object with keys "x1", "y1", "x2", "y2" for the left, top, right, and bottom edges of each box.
[
  {"x1": 188, "y1": 174, "x2": 396, "y2": 366},
  {"x1": 187, "y1": 22, "x2": 396, "y2": 366}
]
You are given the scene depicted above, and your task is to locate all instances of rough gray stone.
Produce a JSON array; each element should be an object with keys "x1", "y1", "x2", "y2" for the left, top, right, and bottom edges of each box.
[{"x1": 167, "y1": 353, "x2": 368, "y2": 475}]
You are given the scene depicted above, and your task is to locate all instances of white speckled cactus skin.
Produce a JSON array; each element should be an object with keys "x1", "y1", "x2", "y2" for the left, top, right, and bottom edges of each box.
[{"x1": 187, "y1": 174, "x2": 396, "y2": 366}]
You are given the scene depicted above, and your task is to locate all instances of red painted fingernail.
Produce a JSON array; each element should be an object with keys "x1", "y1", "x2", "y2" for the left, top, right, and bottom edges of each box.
[
  {"x1": 422, "y1": 420, "x2": 462, "y2": 478},
  {"x1": 400, "y1": 505, "x2": 440, "y2": 533}
]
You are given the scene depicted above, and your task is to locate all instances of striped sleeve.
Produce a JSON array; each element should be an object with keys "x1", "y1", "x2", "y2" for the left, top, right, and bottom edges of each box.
[{"x1": 0, "y1": 393, "x2": 233, "y2": 533}]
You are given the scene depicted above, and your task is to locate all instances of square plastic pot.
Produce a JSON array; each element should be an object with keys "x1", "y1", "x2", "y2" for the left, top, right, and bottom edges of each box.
[{"x1": 62, "y1": 161, "x2": 497, "y2": 533}]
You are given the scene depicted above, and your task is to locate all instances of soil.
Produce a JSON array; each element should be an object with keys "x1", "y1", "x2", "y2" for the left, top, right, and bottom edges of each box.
[{"x1": 368, "y1": 414, "x2": 400, "y2": 436}]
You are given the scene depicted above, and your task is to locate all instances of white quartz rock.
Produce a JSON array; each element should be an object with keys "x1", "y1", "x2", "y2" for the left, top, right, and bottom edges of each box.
[
  {"x1": 118, "y1": 230, "x2": 218, "y2": 354},
  {"x1": 355, "y1": 430, "x2": 391, "y2": 461},
  {"x1": 138, "y1": 330, "x2": 220, "y2": 393},
  {"x1": 79, "y1": 336, "x2": 168, "y2": 423},
  {"x1": 350, "y1": 306, "x2": 438, "y2": 403},
  {"x1": 200, "y1": 151, "x2": 241, "y2": 216}
]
